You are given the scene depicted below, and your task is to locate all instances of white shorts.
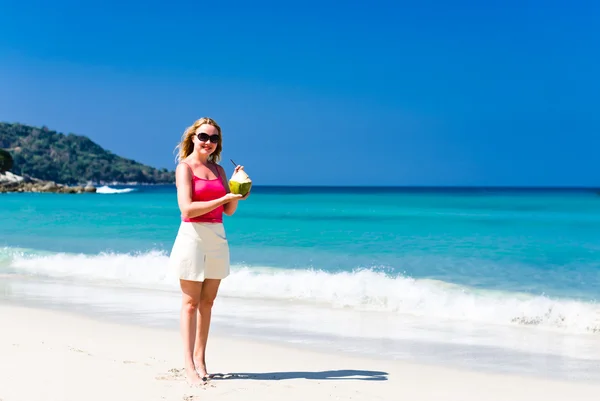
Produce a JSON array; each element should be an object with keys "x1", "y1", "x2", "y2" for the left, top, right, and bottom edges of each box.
[{"x1": 168, "y1": 222, "x2": 230, "y2": 282}]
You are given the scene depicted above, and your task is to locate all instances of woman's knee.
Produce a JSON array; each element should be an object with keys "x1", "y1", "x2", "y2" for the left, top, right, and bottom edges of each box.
[
  {"x1": 182, "y1": 297, "x2": 200, "y2": 314},
  {"x1": 198, "y1": 279, "x2": 220, "y2": 313},
  {"x1": 199, "y1": 298, "x2": 215, "y2": 312}
]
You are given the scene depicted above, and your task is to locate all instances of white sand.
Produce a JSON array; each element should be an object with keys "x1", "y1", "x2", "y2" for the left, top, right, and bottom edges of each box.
[{"x1": 1, "y1": 304, "x2": 599, "y2": 401}]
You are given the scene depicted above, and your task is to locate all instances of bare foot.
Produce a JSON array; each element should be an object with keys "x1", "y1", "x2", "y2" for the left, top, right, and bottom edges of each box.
[
  {"x1": 185, "y1": 366, "x2": 204, "y2": 386},
  {"x1": 196, "y1": 365, "x2": 209, "y2": 378},
  {"x1": 194, "y1": 360, "x2": 209, "y2": 380}
]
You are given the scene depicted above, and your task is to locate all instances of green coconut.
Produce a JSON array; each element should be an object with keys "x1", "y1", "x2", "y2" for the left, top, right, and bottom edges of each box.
[{"x1": 229, "y1": 169, "x2": 252, "y2": 196}]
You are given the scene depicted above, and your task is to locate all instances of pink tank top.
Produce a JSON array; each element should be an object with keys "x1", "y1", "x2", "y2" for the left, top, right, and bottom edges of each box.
[{"x1": 181, "y1": 162, "x2": 227, "y2": 223}]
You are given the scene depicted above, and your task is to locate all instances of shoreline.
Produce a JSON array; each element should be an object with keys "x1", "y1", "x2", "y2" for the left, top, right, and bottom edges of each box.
[
  {"x1": 3, "y1": 272, "x2": 600, "y2": 384},
  {"x1": 0, "y1": 171, "x2": 174, "y2": 194},
  {"x1": 2, "y1": 303, "x2": 600, "y2": 401},
  {"x1": 0, "y1": 171, "x2": 97, "y2": 194}
]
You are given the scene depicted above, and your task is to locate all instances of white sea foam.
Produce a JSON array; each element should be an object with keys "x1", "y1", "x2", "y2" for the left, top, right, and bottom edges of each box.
[
  {"x1": 3, "y1": 248, "x2": 600, "y2": 334},
  {"x1": 95, "y1": 185, "x2": 136, "y2": 194}
]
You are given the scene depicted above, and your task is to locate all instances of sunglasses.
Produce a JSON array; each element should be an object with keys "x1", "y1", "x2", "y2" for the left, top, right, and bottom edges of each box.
[{"x1": 196, "y1": 133, "x2": 220, "y2": 144}]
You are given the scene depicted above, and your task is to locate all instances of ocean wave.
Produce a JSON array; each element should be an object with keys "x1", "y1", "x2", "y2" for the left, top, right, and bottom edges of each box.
[
  {"x1": 3, "y1": 248, "x2": 600, "y2": 334},
  {"x1": 95, "y1": 185, "x2": 137, "y2": 194}
]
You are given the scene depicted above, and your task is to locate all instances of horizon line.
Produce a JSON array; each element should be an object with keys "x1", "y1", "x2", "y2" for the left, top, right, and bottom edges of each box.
[{"x1": 118, "y1": 183, "x2": 600, "y2": 190}]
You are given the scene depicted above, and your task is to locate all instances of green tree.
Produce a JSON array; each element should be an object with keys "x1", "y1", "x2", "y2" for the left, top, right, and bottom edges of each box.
[{"x1": 0, "y1": 149, "x2": 13, "y2": 173}]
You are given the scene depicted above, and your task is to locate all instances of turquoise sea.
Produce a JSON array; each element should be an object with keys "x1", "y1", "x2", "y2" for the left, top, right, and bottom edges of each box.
[{"x1": 2, "y1": 185, "x2": 600, "y2": 380}]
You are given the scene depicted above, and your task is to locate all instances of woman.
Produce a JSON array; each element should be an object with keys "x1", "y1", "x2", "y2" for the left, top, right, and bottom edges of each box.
[{"x1": 169, "y1": 117, "x2": 249, "y2": 385}]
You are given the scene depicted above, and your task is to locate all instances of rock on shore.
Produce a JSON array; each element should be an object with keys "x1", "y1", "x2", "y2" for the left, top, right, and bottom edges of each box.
[{"x1": 0, "y1": 171, "x2": 96, "y2": 194}]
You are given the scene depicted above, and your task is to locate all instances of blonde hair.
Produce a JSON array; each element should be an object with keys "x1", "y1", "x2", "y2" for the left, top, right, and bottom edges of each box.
[{"x1": 174, "y1": 117, "x2": 223, "y2": 164}]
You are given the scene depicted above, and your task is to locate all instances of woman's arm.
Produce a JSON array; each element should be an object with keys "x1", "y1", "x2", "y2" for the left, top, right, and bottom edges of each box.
[
  {"x1": 218, "y1": 165, "x2": 238, "y2": 216},
  {"x1": 218, "y1": 164, "x2": 250, "y2": 216},
  {"x1": 176, "y1": 163, "x2": 238, "y2": 219}
]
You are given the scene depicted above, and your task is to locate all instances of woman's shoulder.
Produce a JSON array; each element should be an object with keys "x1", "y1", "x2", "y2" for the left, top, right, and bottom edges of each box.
[
  {"x1": 176, "y1": 160, "x2": 193, "y2": 175},
  {"x1": 211, "y1": 162, "x2": 225, "y2": 172}
]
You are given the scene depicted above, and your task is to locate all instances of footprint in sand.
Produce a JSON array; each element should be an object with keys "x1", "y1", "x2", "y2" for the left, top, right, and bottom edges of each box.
[
  {"x1": 68, "y1": 346, "x2": 92, "y2": 356},
  {"x1": 156, "y1": 368, "x2": 218, "y2": 389},
  {"x1": 156, "y1": 368, "x2": 185, "y2": 381},
  {"x1": 120, "y1": 359, "x2": 152, "y2": 366}
]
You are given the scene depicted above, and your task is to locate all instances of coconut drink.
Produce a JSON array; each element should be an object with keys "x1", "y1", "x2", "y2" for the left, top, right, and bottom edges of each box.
[{"x1": 228, "y1": 160, "x2": 252, "y2": 196}]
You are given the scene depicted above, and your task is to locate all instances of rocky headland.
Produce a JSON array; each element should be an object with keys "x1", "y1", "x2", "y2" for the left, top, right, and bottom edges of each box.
[
  {"x1": 1, "y1": 121, "x2": 175, "y2": 194},
  {"x1": 0, "y1": 171, "x2": 97, "y2": 194}
]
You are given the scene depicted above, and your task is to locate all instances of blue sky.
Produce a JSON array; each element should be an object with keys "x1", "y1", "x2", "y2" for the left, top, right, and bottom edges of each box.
[{"x1": 0, "y1": 0, "x2": 598, "y2": 186}]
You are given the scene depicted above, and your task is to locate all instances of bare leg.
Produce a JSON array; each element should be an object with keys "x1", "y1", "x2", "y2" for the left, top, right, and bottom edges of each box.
[
  {"x1": 193, "y1": 278, "x2": 221, "y2": 378},
  {"x1": 180, "y1": 279, "x2": 204, "y2": 385}
]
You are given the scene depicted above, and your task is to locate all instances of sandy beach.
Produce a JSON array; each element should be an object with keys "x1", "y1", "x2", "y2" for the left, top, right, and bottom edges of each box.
[{"x1": 0, "y1": 304, "x2": 599, "y2": 401}]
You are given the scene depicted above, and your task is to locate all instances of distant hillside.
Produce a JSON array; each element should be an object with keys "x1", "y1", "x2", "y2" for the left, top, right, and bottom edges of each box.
[{"x1": 0, "y1": 122, "x2": 174, "y2": 185}]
